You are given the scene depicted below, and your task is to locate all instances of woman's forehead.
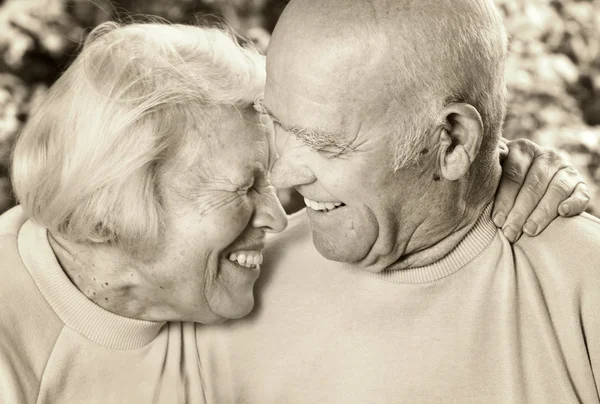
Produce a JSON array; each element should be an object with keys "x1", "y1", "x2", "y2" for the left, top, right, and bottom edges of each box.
[{"x1": 197, "y1": 110, "x2": 270, "y2": 175}]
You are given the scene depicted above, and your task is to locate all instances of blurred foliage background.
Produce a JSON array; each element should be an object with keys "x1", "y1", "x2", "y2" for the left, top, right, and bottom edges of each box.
[{"x1": 0, "y1": 0, "x2": 599, "y2": 215}]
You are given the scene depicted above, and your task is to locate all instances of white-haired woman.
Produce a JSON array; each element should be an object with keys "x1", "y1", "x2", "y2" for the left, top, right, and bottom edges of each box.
[{"x1": 0, "y1": 22, "x2": 589, "y2": 403}]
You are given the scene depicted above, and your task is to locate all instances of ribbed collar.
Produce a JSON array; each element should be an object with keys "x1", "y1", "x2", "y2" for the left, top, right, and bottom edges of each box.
[
  {"x1": 18, "y1": 220, "x2": 166, "y2": 350},
  {"x1": 372, "y1": 203, "x2": 498, "y2": 284}
]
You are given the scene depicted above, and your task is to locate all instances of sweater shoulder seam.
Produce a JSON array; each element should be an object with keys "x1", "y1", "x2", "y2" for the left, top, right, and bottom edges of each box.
[{"x1": 580, "y1": 212, "x2": 600, "y2": 226}]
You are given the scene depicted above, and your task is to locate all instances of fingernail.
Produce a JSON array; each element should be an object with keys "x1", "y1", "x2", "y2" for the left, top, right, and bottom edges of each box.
[
  {"x1": 493, "y1": 212, "x2": 506, "y2": 227},
  {"x1": 523, "y1": 221, "x2": 537, "y2": 236},
  {"x1": 559, "y1": 203, "x2": 570, "y2": 216},
  {"x1": 503, "y1": 225, "x2": 519, "y2": 242}
]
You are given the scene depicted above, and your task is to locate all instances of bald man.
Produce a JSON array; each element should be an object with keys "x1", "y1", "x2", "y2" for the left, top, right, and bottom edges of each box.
[{"x1": 195, "y1": 1, "x2": 600, "y2": 402}]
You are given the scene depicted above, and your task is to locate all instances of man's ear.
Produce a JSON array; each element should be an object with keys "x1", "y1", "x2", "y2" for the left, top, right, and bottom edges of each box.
[{"x1": 437, "y1": 103, "x2": 484, "y2": 181}]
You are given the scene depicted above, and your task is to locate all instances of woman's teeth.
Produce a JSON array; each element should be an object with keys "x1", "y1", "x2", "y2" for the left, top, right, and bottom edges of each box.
[
  {"x1": 228, "y1": 251, "x2": 263, "y2": 268},
  {"x1": 304, "y1": 197, "x2": 344, "y2": 212}
]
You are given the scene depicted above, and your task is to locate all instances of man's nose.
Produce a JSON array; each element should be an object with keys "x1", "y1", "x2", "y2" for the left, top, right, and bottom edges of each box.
[
  {"x1": 270, "y1": 155, "x2": 316, "y2": 189},
  {"x1": 251, "y1": 190, "x2": 288, "y2": 233}
]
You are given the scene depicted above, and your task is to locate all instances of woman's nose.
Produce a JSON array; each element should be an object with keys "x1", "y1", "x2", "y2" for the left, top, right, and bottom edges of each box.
[{"x1": 251, "y1": 190, "x2": 288, "y2": 233}]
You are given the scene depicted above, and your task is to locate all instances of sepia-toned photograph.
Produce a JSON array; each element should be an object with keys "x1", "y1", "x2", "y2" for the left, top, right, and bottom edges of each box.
[{"x1": 1, "y1": 0, "x2": 599, "y2": 402}]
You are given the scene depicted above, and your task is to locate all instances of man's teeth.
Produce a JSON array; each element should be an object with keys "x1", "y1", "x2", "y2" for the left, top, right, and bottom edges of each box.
[
  {"x1": 228, "y1": 251, "x2": 263, "y2": 268},
  {"x1": 304, "y1": 197, "x2": 344, "y2": 212}
]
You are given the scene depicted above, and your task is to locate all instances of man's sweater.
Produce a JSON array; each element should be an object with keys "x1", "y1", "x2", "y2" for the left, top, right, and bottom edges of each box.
[{"x1": 195, "y1": 204, "x2": 600, "y2": 403}]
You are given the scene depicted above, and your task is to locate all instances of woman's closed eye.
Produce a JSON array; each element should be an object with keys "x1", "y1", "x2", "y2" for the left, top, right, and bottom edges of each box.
[{"x1": 238, "y1": 183, "x2": 253, "y2": 195}]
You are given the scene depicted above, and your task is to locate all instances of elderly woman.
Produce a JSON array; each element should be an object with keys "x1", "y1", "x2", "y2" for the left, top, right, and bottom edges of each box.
[{"x1": 0, "y1": 22, "x2": 590, "y2": 403}]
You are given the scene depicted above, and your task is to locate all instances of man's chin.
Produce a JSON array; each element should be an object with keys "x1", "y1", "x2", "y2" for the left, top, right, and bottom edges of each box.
[
  {"x1": 307, "y1": 207, "x2": 377, "y2": 264},
  {"x1": 312, "y1": 231, "x2": 369, "y2": 263}
]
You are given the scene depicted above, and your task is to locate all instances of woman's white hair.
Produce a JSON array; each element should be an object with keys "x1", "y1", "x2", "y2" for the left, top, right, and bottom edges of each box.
[{"x1": 11, "y1": 22, "x2": 265, "y2": 257}]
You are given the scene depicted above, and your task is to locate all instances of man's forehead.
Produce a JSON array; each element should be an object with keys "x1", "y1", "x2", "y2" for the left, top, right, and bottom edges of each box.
[
  {"x1": 256, "y1": 89, "x2": 342, "y2": 126},
  {"x1": 266, "y1": 42, "x2": 379, "y2": 102},
  {"x1": 264, "y1": 25, "x2": 390, "y2": 136},
  {"x1": 266, "y1": 0, "x2": 389, "y2": 71},
  {"x1": 260, "y1": 59, "x2": 394, "y2": 151}
]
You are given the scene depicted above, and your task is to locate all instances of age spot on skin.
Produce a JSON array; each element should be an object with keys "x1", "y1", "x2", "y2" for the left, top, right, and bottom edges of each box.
[
  {"x1": 420, "y1": 148, "x2": 429, "y2": 155},
  {"x1": 433, "y1": 174, "x2": 441, "y2": 181}
]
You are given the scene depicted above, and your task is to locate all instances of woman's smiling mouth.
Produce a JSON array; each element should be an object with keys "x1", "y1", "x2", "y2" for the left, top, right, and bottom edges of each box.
[{"x1": 227, "y1": 250, "x2": 263, "y2": 268}]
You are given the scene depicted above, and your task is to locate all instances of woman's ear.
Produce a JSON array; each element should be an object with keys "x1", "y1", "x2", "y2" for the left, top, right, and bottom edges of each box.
[{"x1": 437, "y1": 103, "x2": 484, "y2": 181}]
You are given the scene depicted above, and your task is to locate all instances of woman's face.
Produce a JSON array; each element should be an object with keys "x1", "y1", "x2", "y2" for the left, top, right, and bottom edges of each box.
[{"x1": 155, "y1": 107, "x2": 287, "y2": 323}]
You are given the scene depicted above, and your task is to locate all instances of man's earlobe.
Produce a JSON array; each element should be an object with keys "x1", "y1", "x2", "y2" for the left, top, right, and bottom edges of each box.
[{"x1": 437, "y1": 103, "x2": 483, "y2": 181}]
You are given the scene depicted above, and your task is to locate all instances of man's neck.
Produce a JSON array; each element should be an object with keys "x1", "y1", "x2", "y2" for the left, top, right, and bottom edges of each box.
[
  {"x1": 392, "y1": 199, "x2": 491, "y2": 270},
  {"x1": 390, "y1": 162, "x2": 501, "y2": 270}
]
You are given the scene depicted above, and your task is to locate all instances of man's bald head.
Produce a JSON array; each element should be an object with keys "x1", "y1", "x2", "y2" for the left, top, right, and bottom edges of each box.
[{"x1": 267, "y1": 0, "x2": 508, "y2": 170}]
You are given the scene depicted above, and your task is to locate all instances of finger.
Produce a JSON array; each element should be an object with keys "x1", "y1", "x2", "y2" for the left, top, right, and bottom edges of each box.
[
  {"x1": 521, "y1": 168, "x2": 580, "y2": 236},
  {"x1": 501, "y1": 152, "x2": 558, "y2": 242},
  {"x1": 498, "y1": 140, "x2": 509, "y2": 162},
  {"x1": 492, "y1": 144, "x2": 535, "y2": 228},
  {"x1": 558, "y1": 182, "x2": 590, "y2": 217}
]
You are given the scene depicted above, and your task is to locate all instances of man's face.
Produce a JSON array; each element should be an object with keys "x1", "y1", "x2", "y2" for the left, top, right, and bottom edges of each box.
[{"x1": 262, "y1": 35, "x2": 435, "y2": 272}]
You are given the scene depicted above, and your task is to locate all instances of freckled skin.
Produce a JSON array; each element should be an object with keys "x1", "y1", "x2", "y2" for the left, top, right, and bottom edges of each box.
[{"x1": 50, "y1": 106, "x2": 287, "y2": 324}]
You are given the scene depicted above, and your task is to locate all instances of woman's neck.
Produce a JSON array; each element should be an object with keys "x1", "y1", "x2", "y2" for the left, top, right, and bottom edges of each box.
[{"x1": 47, "y1": 233, "x2": 175, "y2": 321}]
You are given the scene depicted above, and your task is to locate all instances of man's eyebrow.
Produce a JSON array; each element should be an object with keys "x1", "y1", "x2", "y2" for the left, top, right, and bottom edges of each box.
[{"x1": 253, "y1": 96, "x2": 353, "y2": 155}]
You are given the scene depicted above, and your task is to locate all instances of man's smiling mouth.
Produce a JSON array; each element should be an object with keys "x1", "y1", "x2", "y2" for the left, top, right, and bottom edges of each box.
[{"x1": 304, "y1": 197, "x2": 346, "y2": 212}]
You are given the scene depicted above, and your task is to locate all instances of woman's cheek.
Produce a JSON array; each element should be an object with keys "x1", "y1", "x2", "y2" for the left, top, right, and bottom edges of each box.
[{"x1": 222, "y1": 195, "x2": 254, "y2": 234}]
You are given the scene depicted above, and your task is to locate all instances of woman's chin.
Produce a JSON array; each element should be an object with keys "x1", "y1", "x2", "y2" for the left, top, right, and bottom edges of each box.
[
  {"x1": 205, "y1": 257, "x2": 260, "y2": 320},
  {"x1": 208, "y1": 293, "x2": 256, "y2": 321}
]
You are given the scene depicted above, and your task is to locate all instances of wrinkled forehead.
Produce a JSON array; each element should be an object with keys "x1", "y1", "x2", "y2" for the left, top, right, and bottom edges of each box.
[
  {"x1": 178, "y1": 106, "x2": 271, "y2": 174},
  {"x1": 263, "y1": 0, "x2": 394, "y2": 134},
  {"x1": 264, "y1": 32, "x2": 390, "y2": 138},
  {"x1": 221, "y1": 106, "x2": 270, "y2": 161}
]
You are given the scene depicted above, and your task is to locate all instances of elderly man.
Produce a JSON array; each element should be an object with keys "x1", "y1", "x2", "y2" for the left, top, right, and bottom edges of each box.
[{"x1": 195, "y1": 0, "x2": 600, "y2": 402}]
